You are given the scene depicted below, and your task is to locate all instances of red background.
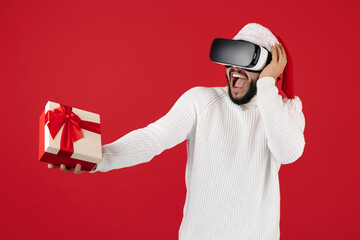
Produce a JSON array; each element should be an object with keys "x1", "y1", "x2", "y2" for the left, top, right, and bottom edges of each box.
[{"x1": 1, "y1": 0, "x2": 359, "y2": 239}]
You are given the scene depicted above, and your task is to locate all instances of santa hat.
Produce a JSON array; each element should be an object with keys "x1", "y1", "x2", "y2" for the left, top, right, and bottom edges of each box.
[{"x1": 232, "y1": 23, "x2": 295, "y2": 99}]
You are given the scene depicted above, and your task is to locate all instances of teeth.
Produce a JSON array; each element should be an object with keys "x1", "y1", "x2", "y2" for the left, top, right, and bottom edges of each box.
[{"x1": 232, "y1": 73, "x2": 247, "y2": 79}]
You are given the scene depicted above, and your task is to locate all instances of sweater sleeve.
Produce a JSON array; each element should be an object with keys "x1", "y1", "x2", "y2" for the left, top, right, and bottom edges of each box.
[
  {"x1": 89, "y1": 88, "x2": 198, "y2": 173},
  {"x1": 256, "y1": 77, "x2": 306, "y2": 165}
]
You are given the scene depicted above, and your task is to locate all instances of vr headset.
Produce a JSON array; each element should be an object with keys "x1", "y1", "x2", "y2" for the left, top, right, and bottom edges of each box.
[{"x1": 209, "y1": 38, "x2": 272, "y2": 73}]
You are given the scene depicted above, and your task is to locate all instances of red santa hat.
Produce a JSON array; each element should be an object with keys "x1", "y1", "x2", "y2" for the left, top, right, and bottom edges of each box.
[{"x1": 232, "y1": 23, "x2": 295, "y2": 99}]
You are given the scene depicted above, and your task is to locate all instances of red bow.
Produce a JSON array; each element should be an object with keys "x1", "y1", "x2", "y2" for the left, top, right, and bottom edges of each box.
[{"x1": 45, "y1": 104, "x2": 101, "y2": 156}]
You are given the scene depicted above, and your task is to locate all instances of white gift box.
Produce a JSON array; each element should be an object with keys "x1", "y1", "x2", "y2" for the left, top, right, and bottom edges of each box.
[{"x1": 39, "y1": 101, "x2": 102, "y2": 171}]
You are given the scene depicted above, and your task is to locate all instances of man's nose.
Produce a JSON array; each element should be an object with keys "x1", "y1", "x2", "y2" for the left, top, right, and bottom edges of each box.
[{"x1": 232, "y1": 66, "x2": 243, "y2": 71}]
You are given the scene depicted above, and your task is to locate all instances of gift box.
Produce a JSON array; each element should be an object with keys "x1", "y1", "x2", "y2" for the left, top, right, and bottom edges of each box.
[{"x1": 39, "y1": 101, "x2": 102, "y2": 171}]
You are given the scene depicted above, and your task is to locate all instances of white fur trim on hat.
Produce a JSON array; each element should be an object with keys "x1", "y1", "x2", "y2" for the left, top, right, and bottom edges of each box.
[{"x1": 232, "y1": 23, "x2": 279, "y2": 52}]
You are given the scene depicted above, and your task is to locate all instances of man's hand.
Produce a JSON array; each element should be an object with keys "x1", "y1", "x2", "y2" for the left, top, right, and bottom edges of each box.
[
  {"x1": 259, "y1": 43, "x2": 287, "y2": 81},
  {"x1": 48, "y1": 163, "x2": 87, "y2": 174}
]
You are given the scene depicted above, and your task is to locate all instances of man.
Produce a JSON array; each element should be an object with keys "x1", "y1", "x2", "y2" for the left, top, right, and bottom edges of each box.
[{"x1": 49, "y1": 23, "x2": 305, "y2": 240}]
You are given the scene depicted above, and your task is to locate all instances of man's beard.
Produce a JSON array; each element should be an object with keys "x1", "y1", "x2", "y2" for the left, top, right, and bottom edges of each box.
[{"x1": 227, "y1": 79, "x2": 257, "y2": 105}]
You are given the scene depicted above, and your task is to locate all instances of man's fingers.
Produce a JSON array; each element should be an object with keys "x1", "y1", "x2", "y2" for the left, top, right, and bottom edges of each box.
[
  {"x1": 74, "y1": 164, "x2": 83, "y2": 174},
  {"x1": 60, "y1": 164, "x2": 74, "y2": 173},
  {"x1": 277, "y1": 43, "x2": 283, "y2": 62},
  {"x1": 48, "y1": 163, "x2": 60, "y2": 169},
  {"x1": 60, "y1": 164, "x2": 68, "y2": 173},
  {"x1": 271, "y1": 45, "x2": 278, "y2": 62},
  {"x1": 278, "y1": 44, "x2": 286, "y2": 64},
  {"x1": 49, "y1": 163, "x2": 84, "y2": 174},
  {"x1": 281, "y1": 44, "x2": 287, "y2": 64},
  {"x1": 276, "y1": 44, "x2": 282, "y2": 62},
  {"x1": 278, "y1": 44, "x2": 287, "y2": 71}
]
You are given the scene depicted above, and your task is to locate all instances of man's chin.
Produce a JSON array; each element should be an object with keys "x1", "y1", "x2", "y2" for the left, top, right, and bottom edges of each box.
[
  {"x1": 227, "y1": 82, "x2": 257, "y2": 105},
  {"x1": 230, "y1": 88, "x2": 246, "y2": 99}
]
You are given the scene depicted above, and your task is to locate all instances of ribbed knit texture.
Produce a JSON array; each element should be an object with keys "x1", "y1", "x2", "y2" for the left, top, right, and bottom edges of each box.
[{"x1": 90, "y1": 77, "x2": 306, "y2": 240}]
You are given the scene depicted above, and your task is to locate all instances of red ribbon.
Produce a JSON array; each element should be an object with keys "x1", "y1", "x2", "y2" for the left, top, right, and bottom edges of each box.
[{"x1": 45, "y1": 104, "x2": 101, "y2": 156}]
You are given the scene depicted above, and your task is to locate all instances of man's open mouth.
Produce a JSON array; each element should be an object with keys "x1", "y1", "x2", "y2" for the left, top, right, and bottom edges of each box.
[{"x1": 231, "y1": 72, "x2": 247, "y2": 89}]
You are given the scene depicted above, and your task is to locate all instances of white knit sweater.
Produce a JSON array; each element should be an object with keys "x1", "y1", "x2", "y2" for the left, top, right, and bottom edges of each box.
[{"x1": 90, "y1": 77, "x2": 306, "y2": 240}]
